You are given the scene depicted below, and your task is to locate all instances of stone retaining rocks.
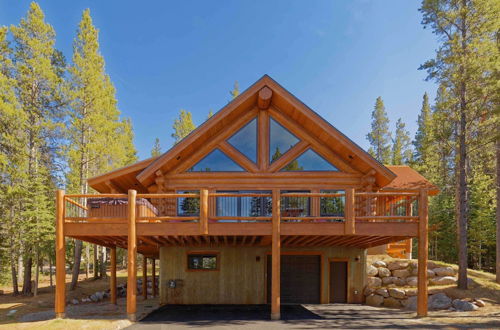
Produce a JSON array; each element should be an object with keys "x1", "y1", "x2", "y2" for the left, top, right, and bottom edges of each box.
[
  {"x1": 367, "y1": 265, "x2": 378, "y2": 276},
  {"x1": 378, "y1": 267, "x2": 391, "y2": 277},
  {"x1": 452, "y1": 299, "x2": 478, "y2": 311},
  {"x1": 392, "y1": 269, "x2": 410, "y2": 278},
  {"x1": 366, "y1": 294, "x2": 384, "y2": 307},
  {"x1": 428, "y1": 293, "x2": 452, "y2": 310},
  {"x1": 388, "y1": 288, "x2": 405, "y2": 299},
  {"x1": 375, "y1": 288, "x2": 389, "y2": 297},
  {"x1": 433, "y1": 267, "x2": 455, "y2": 277},
  {"x1": 387, "y1": 261, "x2": 409, "y2": 270},
  {"x1": 383, "y1": 297, "x2": 401, "y2": 308},
  {"x1": 373, "y1": 260, "x2": 387, "y2": 268},
  {"x1": 366, "y1": 276, "x2": 382, "y2": 288},
  {"x1": 430, "y1": 276, "x2": 457, "y2": 285}
]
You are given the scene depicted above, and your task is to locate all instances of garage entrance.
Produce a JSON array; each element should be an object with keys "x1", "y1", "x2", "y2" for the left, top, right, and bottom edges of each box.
[{"x1": 267, "y1": 255, "x2": 321, "y2": 304}]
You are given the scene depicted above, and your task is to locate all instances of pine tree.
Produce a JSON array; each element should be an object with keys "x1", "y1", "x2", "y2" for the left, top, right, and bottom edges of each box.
[
  {"x1": 207, "y1": 110, "x2": 214, "y2": 119},
  {"x1": 413, "y1": 93, "x2": 433, "y2": 173},
  {"x1": 171, "y1": 109, "x2": 196, "y2": 144},
  {"x1": 151, "y1": 138, "x2": 161, "y2": 157},
  {"x1": 66, "y1": 8, "x2": 136, "y2": 289},
  {"x1": 420, "y1": 0, "x2": 500, "y2": 288},
  {"x1": 392, "y1": 118, "x2": 412, "y2": 165},
  {"x1": 229, "y1": 81, "x2": 239, "y2": 100},
  {"x1": 367, "y1": 97, "x2": 391, "y2": 164},
  {"x1": 10, "y1": 2, "x2": 64, "y2": 295}
]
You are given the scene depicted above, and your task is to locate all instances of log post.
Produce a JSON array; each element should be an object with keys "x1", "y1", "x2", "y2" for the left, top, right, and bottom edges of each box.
[
  {"x1": 417, "y1": 189, "x2": 428, "y2": 317},
  {"x1": 142, "y1": 256, "x2": 148, "y2": 300},
  {"x1": 271, "y1": 189, "x2": 281, "y2": 320},
  {"x1": 55, "y1": 189, "x2": 66, "y2": 318},
  {"x1": 127, "y1": 189, "x2": 137, "y2": 321},
  {"x1": 345, "y1": 188, "x2": 355, "y2": 235},
  {"x1": 200, "y1": 189, "x2": 209, "y2": 235},
  {"x1": 257, "y1": 86, "x2": 273, "y2": 109},
  {"x1": 110, "y1": 247, "x2": 117, "y2": 304},
  {"x1": 152, "y1": 258, "x2": 157, "y2": 297}
]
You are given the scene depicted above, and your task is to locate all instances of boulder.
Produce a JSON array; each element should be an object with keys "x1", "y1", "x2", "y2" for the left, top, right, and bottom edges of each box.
[
  {"x1": 433, "y1": 267, "x2": 455, "y2": 277},
  {"x1": 373, "y1": 260, "x2": 387, "y2": 268},
  {"x1": 375, "y1": 288, "x2": 389, "y2": 298},
  {"x1": 367, "y1": 265, "x2": 378, "y2": 276},
  {"x1": 366, "y1": 276, "x2": 382, "y2": 288},
  {"x1": 366, "y1": 294, "x2": 384, "y2": 307},
  {"x1": 89, "y1": 294, "x2": 98, "y2": 302},
  {"x1": 404, "y1": 296, "x2": 417, "y2": 310},
  {"x1": 95, "y1": 291, "x2": 104, "y2": 301},
  {"x1": 430, "y1": 276, "x2": 457, "y2": 285},
  {"x1": 393, "y1": 278, "x2": 406, "y2": 286},
  {"x1": 427, "y1": 269, "x2": 436, "y2": 278},
  {"x1": 452, "y1": 299, "x2": 478, "y2": 311},
  {"x1": 364, "y1": 287, "x2": 375, "y2": 296},
  {"x1": 428, "y1": 293, "x2": 452, "y2": 310},
  {"x1": 427, "y1": 261, "x2": 438, "y2": 269},
  {"x1": 382, "y1": 276, "x2": 397, "y2": 285},
  {"x1": 71, "y1": 299, "x2": 79, "y2": 305},
  {"x1": 406, "y1": 276, "x2": 418, "y2": 287},
  {"x1": 388, "y1": 288, "x2": 406, "y2": 299},
  {"x1": 405, "y1": 288, "x2": 417, "y2": 297},
  {"x1": 378, "y1": 267, "x2": 391, "y2": 278},
  {"x1": 474, "y1": 299, "x2": 486, "y2": 307},
  {"x1": 392, "y1": 269, "x2": 410, "y2": 278},
  {"x1": 388, "y1": 260, "x2": 409, "y2": 270},
  {"x1": 383, "y1": 297, "x2": 402, "y2": 308}
]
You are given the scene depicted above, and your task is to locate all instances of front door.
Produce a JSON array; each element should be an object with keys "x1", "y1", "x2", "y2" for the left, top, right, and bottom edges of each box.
[{"x1": 329, "y1": 261, "x2": 348, "y2": 303}]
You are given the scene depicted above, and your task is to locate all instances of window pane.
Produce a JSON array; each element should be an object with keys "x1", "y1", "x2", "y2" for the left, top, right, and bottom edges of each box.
[
  {"x1": 320, "y1": 190, "x2": 345, "y2": 217},
  {"x1": 188, "y1": 254, "x2": 217, "y2": 270},
  {"x1": 227, "y1": 118, "x2": 257, "y2": 163},
  {"x1": 281, "y1": 149, "x2": 338, "y2": 171},
  {"x1": 281, "y1": 190, "x2": 310, "y2": 217},
  {"x1": 216, "y1": 191, "x2": 272, "y2": 220},
  {"x1": 177, "y1": 190, "x2": 200, "y2": 217},
  {"x1": 269, "y1": 118, "x2": 299, "y2": 163},
  {"x1": 188, "y1": 149, "x2": 245, "y2": 172}
]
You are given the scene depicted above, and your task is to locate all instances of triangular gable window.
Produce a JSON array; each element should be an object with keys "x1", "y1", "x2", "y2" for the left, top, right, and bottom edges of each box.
[
  {"x1": 270, "y1": 117, "x2": 299, "y2": 163},
  {"x1": 227, "y1": 118, "x2": 257, "y2": 163},
  {"x1": 280, "y1": 149, "x2": 338, "y2": 171},
  {"x1": 188, "y1": 149, "x2": 245, "y2": 172}
]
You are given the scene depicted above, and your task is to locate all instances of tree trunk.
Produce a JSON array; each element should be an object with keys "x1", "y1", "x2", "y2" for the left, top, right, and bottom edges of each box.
[
  {"x1": 70, "y1": 239, "x2": 82, "y2": 290},
  {"x1": 496, "y1": 138, "x2": 500, "y2": 283},
  {"x1": 100, "y1": 246, "x2": 106, "y2": 278},
  {"x1": 22, "y1": 256, "x2": 32, "y2": 295},
  {"x1": 34, "y1": 248, "x2": 39, "y2": 296},
  {"x1": 49, "y1": 254, "x2": 53, "y2": 288},
  {"x1": 10, "y1": 250, "x2": 19, "y2": 296},
  {"x1": 85, "y1": 243, "x2": 90, "y2": 279},
  {"x1": 93, "y1": 244, "x2": 98, "y2": 279}
]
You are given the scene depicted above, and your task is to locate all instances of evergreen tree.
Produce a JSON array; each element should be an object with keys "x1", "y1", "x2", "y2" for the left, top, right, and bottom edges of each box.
[
  {"x1": 367, "y1": 97, "x2": 391, "y2": 164},
  {"x1": 420, "y1": 0, "x2": 500, "y2": 288},
  {"x1": 151, "y1": 138, "x2": 161, "y2": 157},
  {"x1": 392, "y1": 118, "x2": 412, "y2": 165},
  {"x1": 207, "y1": 110, "x2": 214, "y2": 119},
  {"x1": 413, "y1": 93, "x2": 433, "y2": 173},
  {"x1": 171, "y1": 109, "x2": 196, "y2": 144},
  {"x1": 10, "y1": 2, "x2": 64, "y2": 295},
  {"x1": 229, "y1": 81, "x2": 239, "y2": 99},
  {"x1": 66, "y1": 9, "x2": 136, "y2": 289}
]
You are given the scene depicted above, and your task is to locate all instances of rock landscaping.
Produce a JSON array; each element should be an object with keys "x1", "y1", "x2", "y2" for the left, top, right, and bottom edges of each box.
[
  {"x1": 364, "y1": 258, "x2": 486, "y2": 312},
  {"x1": 67, "y1": 277, "x2": 158, "y2": 305}
]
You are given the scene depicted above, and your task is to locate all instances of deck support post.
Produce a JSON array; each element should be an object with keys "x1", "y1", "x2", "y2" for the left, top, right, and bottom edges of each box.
[
  {"x1": 152, "y1": 259, "x2": 157, "y2": 297},
  {"x1": 271, "y1": 189, "x2": 281, "y2": 320},
  {"x1": 142, "y1": 256, "x2": 148, "y2": 300},
  {"x1": 127, "y1": 189, "x2": 137, "y2": 321},
  {"x1": 200, "y1": 189, "x2": 209, "y2": 235},
  {"x1": 110, "y1": 246, "x2": 117, "y2": 304},
  {"x1": 345, "y1": 188, "x2": 355, "y2": 234},
  {"x1": 417, "y1": 189, "x2": 428, "y2": 317},
  {"x1": 55, "y1": 189, "x2": 66, "y2": 319}
]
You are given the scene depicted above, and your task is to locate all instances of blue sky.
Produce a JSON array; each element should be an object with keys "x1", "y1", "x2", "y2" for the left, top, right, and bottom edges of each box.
[{"x1": 1, "y1": 0, "x2": 438, "y2": 160}]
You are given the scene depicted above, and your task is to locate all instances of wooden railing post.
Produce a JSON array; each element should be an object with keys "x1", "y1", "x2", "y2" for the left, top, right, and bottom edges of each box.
[
  {"x1": 127, "y1": 189, "x2": 137, "y2": 321},
  {"x1": 110, "y1": 247, "x2": 117, "y2": 304},
  {"x1": 271, "y1": 189, "x2": 281, "y2": 320},
  {"x1": 200, "y1": 189, "x2": 209, "y2": 235},
  {"x1": 142, "y1": 256, "x2": 148, "y2": 300},
  {"x1": 55, "y1": 189, "x2": 66, "y2": 318},
  {"x1": 417, "y1": 189, "x2": 428, "y2": 317},
  {"x1": 345, "y1": 188, "x2": 355, "y2": 235}
]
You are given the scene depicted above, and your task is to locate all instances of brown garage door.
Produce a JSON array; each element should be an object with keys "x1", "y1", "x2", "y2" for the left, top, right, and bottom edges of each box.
[{"x1": 267, "y1": 255, "x2": 321, "y2": 304}]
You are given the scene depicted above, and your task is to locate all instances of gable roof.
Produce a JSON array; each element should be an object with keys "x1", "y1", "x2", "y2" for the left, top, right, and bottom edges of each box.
[
  {"x1": 383, "y1": 165, "x2": 439, "y2": 195},
  {"x1": 134, "y1": 75, "x2": 396, "y2": 188}
]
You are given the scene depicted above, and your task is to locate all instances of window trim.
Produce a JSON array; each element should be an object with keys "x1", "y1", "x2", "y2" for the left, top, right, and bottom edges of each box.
[{"x1": 186, "y1": 251, "x2": 220, "y2": 272}]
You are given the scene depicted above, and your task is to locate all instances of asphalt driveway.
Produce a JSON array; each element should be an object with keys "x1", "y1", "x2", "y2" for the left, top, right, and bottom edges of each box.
[{"x1": 127, "y1": 304, "x2": 499, "y2": 329}]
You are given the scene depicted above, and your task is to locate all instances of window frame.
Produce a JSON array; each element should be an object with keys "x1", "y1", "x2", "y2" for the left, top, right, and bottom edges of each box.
[{"x1": 186, "y1": 251, "x2": 220, "y2": 272}]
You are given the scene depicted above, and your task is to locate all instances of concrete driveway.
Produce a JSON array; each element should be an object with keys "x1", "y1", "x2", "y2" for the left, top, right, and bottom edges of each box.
[{"x1": 126, "y1": 303, "x2": 499, "y2": 329}]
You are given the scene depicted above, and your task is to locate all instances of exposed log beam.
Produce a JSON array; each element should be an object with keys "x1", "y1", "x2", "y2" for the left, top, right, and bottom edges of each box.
[{"x1": 257, "y1": 86, "x2": 273, "y2": 110}]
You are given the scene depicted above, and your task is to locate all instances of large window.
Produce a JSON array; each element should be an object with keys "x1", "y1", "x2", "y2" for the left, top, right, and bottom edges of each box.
[
  {"x1": 188, "y1": 149, "x2": 245, "y2": 172},
  {"x1": 187, "y1": 253, "x2": 218, "y2": 271},
  {"x1": 216, "y1": 190, "x2": 271, "y2": 219},
  {"x1": 227, "y1": 118, "x2": 257, "y2": 163},
  {"x1": 281, "y1": 149, "x2": 338, "y2": 171},
  {"x1": 320, "y1": 190, "x2": 345, "y2": 217},
  {"x1": 281, "y1": 190, "x2": 310, "y2": 217},
  {"x1": 269, "y1": 118, "x2": 300, "y2": 163},
  {"x1": 177, "y1": 190, "x2": 200, "y2": 217}
]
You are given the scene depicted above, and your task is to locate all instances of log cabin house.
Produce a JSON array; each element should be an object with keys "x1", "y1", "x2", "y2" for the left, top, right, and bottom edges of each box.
[{"x1": 55, "y1": 75, "x2": 438, "y2": 321}]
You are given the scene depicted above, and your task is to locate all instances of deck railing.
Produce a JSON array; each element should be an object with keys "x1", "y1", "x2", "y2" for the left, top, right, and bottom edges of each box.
[{"x1": 63, "y1": 189, "x2": 424, "y2": 232}]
